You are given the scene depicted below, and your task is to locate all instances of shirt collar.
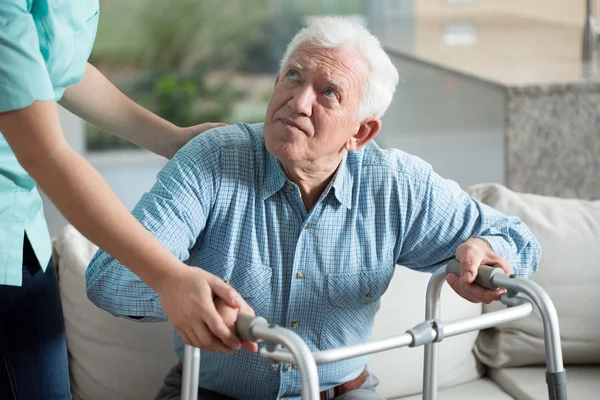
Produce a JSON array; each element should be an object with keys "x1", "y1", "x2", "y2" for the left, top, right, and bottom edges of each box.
[
  {"x1": 262, "y1": 150, "x2": 354, "y2": 210},
  {"x1": 330, "y1": 151, "x2": 353, "y2": 209},
  {"x1": 262, "y1": 151, "x2": 288, "y2": 200}
]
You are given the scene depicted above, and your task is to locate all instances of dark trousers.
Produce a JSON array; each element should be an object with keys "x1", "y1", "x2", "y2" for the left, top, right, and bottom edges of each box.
[{"x1": 0, "y1": 235, "x2": 72, "y2": 399}]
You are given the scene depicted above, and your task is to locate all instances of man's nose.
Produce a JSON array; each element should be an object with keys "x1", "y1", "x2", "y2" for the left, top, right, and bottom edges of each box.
[{"x1": 288, "y1": 86, "x2": 314, "y2": 117}]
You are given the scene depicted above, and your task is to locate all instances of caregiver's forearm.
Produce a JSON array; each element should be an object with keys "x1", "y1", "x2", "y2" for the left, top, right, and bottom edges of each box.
[
  {"x1": 59, "y1": 62, "x2": 182, "y2": 158},
  {"x1": 0, "y1": 100, "x2": 185, "y2": 290}
]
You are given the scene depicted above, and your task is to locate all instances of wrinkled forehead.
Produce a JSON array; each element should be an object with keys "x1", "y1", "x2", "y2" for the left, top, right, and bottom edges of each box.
[{"x1": 285, "y1": 43, "x2": 370, "y2": 89}]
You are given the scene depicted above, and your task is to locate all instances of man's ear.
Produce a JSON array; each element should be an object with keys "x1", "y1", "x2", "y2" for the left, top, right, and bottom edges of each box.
[{"x1": 345, "y1": 118, "x2": 381, "y2": 151}]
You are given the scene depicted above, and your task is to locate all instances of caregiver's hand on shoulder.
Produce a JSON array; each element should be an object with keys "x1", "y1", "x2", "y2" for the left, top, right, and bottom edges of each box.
[
  {"x1": 155, "y1": 265, "x2": 250, "y2": 353},
  {"x1": 170, "y1": 122, "x2": 228, "y2": 157},
  {"x1": 446, "y1": 237, "x2": 513, "y2": 304}
]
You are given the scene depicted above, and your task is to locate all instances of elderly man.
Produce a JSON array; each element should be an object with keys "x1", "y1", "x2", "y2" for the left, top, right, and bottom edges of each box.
[{"x1": 86, "y1": 17, "x2": 540, "y2": 400}]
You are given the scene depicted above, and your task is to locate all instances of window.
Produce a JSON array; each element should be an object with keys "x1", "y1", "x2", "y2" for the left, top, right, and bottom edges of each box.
[{"x1": 86, "y1": 0, "x2": 366, "y2": 152}]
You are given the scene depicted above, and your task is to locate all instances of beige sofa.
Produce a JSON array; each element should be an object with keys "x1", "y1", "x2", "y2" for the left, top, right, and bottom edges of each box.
[{"x1": 52, "y1": 183, "x2": 600, "y2": 399}]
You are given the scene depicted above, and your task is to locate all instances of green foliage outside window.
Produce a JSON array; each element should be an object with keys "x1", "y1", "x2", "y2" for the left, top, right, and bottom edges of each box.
[{"x1": 86, "y1": 0, "x2": 365, "y2": 152}]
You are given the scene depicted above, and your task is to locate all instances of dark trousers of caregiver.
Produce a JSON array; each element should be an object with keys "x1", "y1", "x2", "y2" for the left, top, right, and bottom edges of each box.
[{"x1": 0, "y1": 235, "x2": 72, "y2": 399}]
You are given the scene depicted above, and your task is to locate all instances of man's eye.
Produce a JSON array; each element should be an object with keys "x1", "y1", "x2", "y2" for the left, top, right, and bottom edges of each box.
[
  {"x1": 324, "y1": 88, "x2": 338, "y2": 99},
  {"x1": 287, "y1": 70, "x2": 298, "y2": 79}
]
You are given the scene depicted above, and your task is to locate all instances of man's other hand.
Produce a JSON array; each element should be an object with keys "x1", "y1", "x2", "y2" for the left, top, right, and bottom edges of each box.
[{"x1": 446, "y1": 238, "x2": 513, "y2": 304}]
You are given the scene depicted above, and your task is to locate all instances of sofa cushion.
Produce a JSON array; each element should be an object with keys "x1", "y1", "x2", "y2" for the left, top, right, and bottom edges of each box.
[
  {"x1": 468, "y1": 183, "x2": 600, "y2": 367},
  {"x1": 395, "y1": 377, "x2": 514, "y2": 400},
  {"x1": 367, "y1": 267, "x2": 483, "y2": 398},
  {"x1": 488, "y1": 366, "x2": 600, "y2": 400},
  {"x1": 55, "y1": 225, "x2": 177, "y2": 400}
]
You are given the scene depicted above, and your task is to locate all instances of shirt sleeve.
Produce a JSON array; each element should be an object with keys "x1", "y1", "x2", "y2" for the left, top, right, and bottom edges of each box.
[
  {"x1": 396, "y1": 159, "x2": 541, "y2": 278},
  {"x1": 85, "y1": 134, "x2": 223, "y2": 321},
  {"x1": 0, "y1": 0, "x2": 55, "y2": 112}
]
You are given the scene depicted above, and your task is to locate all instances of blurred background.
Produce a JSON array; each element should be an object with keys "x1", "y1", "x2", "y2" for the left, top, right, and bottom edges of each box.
[{"x1": 47, "y1": 0, "x2": 600, "y2": 235}]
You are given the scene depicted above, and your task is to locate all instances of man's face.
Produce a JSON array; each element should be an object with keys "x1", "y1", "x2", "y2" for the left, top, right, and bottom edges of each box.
[{"x1": 264, "y1": 43, "x2": 371, "y2": 165}]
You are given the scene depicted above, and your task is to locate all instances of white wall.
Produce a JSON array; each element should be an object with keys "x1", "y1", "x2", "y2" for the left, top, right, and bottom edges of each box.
[
  {"x1": 376, "y1": 54, "x2": 506, "y2": 190},
  {"x1": 366, "y1": 2, "x2": 506, "y2": 190}
]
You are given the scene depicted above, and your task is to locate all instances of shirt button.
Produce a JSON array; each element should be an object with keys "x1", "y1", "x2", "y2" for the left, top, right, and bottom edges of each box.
[
  {"x1": 296, "y1": 272, "x2": 304, "y2": 279},
  {"x1": 224, "y1": 279, "x2": 231, "y2": 285},
  {"x1": 284, "y1": 364, "x2": 293, "y2": 372},
  {"x1": 365, "y1": 292, "x2": 373, "y2": 301},
  {"x1": 303, "y1": 224, "x2": 309, "y2": 230},
  {"x1": 287, "y1": 185, "x2": 294, "y2": 192},
  {"x1": 280, "y1": 397, "x2": 286, "y2": 400},
  {"x1": 291, "y1": 320, "x2": 299, "y2": 328}
]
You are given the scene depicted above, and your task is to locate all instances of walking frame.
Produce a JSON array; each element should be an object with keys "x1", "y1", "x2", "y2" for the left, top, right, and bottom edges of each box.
[{"x1": 181, "y1": 261, "x2": 568, "y2": 400}]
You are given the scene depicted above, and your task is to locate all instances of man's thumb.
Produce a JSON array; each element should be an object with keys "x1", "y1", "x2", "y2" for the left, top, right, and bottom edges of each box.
[{"x1": 460, "y1": 260, "x2": 478, "y2": 285}]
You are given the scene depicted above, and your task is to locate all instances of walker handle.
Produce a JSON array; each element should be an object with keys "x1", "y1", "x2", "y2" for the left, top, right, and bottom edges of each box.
[
  {"x1": 445, "y1": 259, "x2": 504, "y2": 290},
  {"x1": 235, "y1": 313, "x2": 268, "y2": 342}
]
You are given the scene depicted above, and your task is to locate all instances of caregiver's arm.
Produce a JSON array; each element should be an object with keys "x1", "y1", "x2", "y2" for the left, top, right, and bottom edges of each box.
[
  {"x1": 0, "y1": 100, "x2": 243, "y2": 351},
  {"x1": 59, "y1": 62, "x2": 225, "y2": 159}
]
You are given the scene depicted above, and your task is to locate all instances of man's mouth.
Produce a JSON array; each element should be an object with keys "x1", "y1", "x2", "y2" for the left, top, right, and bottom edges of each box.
[{"x1": 279, "y1": 118, "x2": 304, "y2": 133}]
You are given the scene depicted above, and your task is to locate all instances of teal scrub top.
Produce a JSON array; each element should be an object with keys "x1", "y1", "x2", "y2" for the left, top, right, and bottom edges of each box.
[{"x1": 0, "y1": 0, "x2": 99, "y2": 286}]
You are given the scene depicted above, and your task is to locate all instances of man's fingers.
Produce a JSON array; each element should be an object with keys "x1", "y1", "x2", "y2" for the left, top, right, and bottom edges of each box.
[
  {"x1": 459, "y1": 258, "x2": 480, "y2": 287},
  {"x1": 462, "y1": 282, "x2": 503, "y2": 304},
  {"x1": 446, "y1": 275, "x2": 477, "y2": 302},
  {"x1": 483, "y1": 288, "x2": 506, "y2": 302},
  {"x1": 446, "y1": 275, "x2": 503, "y2": 304},
  {"x1": 241, "y1": 340, "x2": 259, "y2": 353},
  {"x1": 482, "y1": 256, "x2": 514, "y2": 275},
  {"x1": 452, "y1": 239, "x2": 514, "y2": 304},
  {"x1": 463, "y1": 282, "x2": 488, "y2": 302}
]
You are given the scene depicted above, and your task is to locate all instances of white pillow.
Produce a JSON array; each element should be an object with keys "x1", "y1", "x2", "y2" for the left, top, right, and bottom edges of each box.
[
  {"x1": 55, "y1": 225, "x2": 177, "y2": 400},
  {"x1": 468, "y1": 183, "x2": 600, "y2": 367},
  {"x1": 367, "y1": 266, "x2": 484, "y2": 398}
]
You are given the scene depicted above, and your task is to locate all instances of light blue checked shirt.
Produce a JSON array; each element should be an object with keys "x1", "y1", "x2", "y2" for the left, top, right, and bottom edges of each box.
[{"x1": 86, "y1": 122, "x2": 540, "y2": 400}]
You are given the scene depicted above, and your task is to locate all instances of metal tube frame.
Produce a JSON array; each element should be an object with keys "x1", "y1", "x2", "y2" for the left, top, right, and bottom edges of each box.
[
  {"x1": 423, "y1": 266, "x2": 567, "y2": 400},
  {"x1": 181, "y1": 316, "x2": 320, "y2": 400},
  {"x1": 262, "y1": 301, "x2": 533, "y2": 366},
  {"x1": 180, "y1": 264, "x2": 566, "y2": 400},
  {"x1": 181, "y1": 344, "x2": 200, "y2": 400}
]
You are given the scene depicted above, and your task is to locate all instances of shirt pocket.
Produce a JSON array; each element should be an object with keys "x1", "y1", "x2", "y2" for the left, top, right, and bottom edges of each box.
[
  {"x1": 228, "y1": 262, "x2": 273, "y2": 319},
  {"x1": 320, "y1": 266, "x2": 394, "y2": 350},
  {"x1": 199, "y1": 248, "x2": 273, "y2": 322}
]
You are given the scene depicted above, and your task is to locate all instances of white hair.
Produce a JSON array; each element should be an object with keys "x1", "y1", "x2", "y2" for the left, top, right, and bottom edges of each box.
[{"x1": 279, "y1": 16, "x2": 400, "y2": 120}]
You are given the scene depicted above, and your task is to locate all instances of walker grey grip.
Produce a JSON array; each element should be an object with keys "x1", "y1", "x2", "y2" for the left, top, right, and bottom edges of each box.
[
  {"x1": 235, "y1": 314, "x2": 268, "y2": 342},
  {"x1": 445, "y1": 259, "x2": 500, "y2": 290},
  {"x1": 546, "y1": 370, "x2": 568, "y2": 400}
]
